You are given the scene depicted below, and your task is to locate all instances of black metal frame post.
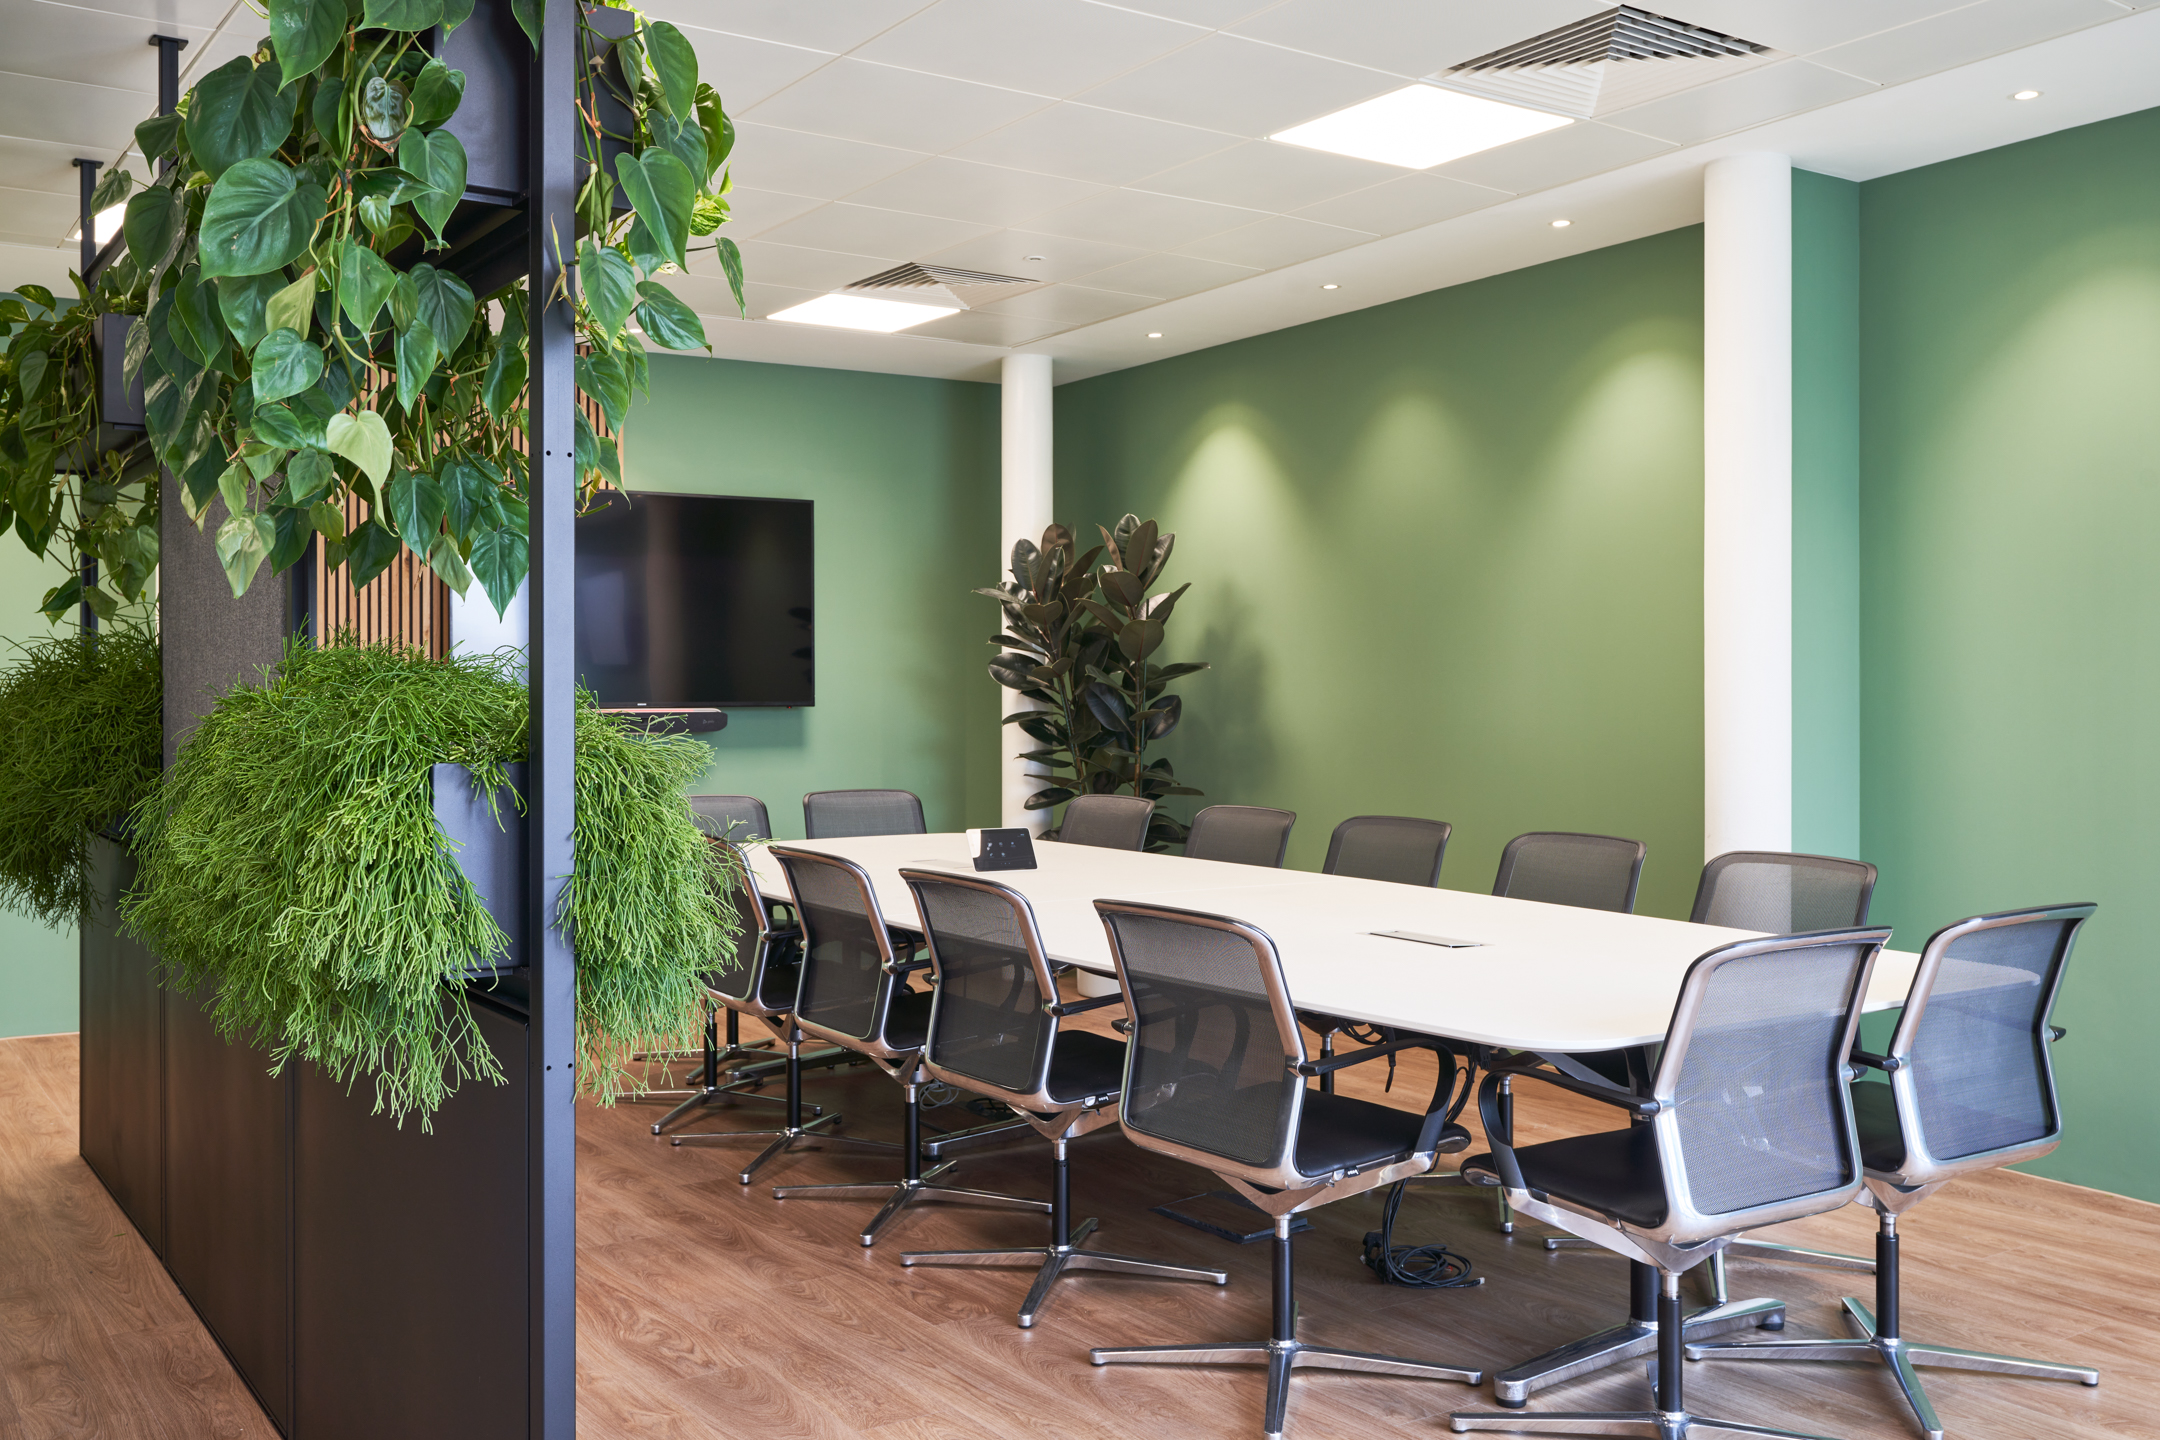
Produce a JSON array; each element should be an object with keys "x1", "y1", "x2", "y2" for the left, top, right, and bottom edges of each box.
[
  {"x1": 527, "y1": 2, "x2": 577, "y2": 1436},
  {"x1": 71, "y1": 157, "x2": 101, "y2": 634}
]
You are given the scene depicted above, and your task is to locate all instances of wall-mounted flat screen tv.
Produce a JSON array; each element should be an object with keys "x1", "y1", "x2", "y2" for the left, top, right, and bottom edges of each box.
[{"x1": 574, "y1": 491, "x2": 814, "y2": 707}]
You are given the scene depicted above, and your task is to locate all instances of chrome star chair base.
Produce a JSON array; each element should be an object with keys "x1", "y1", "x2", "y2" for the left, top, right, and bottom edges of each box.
[
  {"x1": 1684, "y1": 901, "x2": 2105, "y2": 1440},
  {"x1": 640, "y1": 1006, "x2": 791, "y2": 1136},
  {"x1": 673, "y1": 1018, "x2": 889, "y2": 1186}
]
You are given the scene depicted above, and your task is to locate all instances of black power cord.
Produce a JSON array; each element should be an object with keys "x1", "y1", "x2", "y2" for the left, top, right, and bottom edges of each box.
[{"x1": 1361, "y1": 1181, "x2": 1482, "y2": 1288}]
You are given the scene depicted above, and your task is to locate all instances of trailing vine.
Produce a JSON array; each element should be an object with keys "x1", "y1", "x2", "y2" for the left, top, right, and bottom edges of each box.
[{"x1": 0, "y1": 0, "x2": 742, "y2": 619}]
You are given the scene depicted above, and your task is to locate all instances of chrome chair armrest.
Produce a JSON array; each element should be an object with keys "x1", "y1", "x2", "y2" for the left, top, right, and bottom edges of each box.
[{"x1": 1044, "y1": 991, "x2": 1124, "y2": 1018}]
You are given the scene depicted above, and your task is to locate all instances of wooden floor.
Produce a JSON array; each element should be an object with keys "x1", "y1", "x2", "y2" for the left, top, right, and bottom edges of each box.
[{"x1": 5, "y1": 1023, "x2": 2156, "y2": 1440}]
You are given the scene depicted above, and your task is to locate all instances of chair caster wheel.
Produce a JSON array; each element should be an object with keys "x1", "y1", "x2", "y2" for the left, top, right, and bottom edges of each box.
[{"x1": 1758, "y1": 1315, "x2": 1786, "y2": 1332}]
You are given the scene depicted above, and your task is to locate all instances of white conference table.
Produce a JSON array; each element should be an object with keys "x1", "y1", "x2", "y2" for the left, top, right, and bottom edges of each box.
[{"x1": 747, "y1": 833, "x2": 1921, "y2": 1056}]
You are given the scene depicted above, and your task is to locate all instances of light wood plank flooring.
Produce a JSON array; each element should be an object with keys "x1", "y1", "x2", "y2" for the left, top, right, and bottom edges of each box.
[{"x1": 5, "y1": 1024, "x2": 2155, "y2": 1439}]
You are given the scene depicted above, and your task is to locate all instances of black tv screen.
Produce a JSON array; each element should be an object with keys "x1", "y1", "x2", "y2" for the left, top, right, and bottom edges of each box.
[{"x1": 574, "y1": 491, "x2": 813, "y2": 707}]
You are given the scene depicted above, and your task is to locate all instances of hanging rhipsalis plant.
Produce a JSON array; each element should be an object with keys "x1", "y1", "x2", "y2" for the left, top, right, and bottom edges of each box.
[
  {"x1": 0, "y1": 0, "x2": 744, "y2": 621},
  {"x1": 0, "y1": 627, "x2": 162, "y2": 926},
  {"x1": 979, "y1": 515, "x2": 1206, "y2": 851},
  {"x1": 122, "y1": 639, "x2": 733, "y2": 1124}
]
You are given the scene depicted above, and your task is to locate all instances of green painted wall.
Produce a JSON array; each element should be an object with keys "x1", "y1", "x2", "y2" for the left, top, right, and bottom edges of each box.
[
  {"x1": 1057, "y1": 227, "x2": 1708, "y2": 918},
  {"x1": 626, "y1": 354, "x2": 1004, "y2": 838},
  {"x1": 1792, "y1": 170, "x2": 1863, "y2": 862},
  {"x1": 0, "y1": 547, "x2": 80, "y2": 1038},
  {"x1": 1860, "y1": 106, "x2": 2160, "y2": 1201}
]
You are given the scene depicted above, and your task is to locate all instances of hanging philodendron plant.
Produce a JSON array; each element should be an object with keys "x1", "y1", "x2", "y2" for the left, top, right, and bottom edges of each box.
[{"x1": 0, "y1": 0, "x2": 743, "y2": 621}]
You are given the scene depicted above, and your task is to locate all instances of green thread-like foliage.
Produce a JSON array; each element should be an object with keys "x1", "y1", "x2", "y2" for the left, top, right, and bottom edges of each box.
[
  {"x1": 0, "y1": 627, "x2": 163, "y2": 926},
  {"x1": 123, "y1": 638, "x2": 730, "y2": 1124}
]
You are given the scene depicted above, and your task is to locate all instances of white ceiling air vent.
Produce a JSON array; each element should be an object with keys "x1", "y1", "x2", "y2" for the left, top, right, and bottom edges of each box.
[
  {"x1": 1436, "y1": 6, "x2": 1783, "y2": 119},
  {"x1": 840, "y1": 262, "x2": 1041, "y2": 312}
]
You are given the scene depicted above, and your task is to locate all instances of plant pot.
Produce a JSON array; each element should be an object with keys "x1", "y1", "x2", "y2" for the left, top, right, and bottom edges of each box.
[{"x1": 432, "y1": 761, "x2": 526, "y2": 975}]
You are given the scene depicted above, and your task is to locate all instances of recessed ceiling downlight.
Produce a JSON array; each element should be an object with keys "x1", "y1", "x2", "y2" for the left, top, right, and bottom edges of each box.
[
  {"x1": 1269, "y1": 84, "x2": 1572, "y2": 170},
  {"x1": 2012, "y1": 89, "x2": 2042, "y2": 100},
  {"x1": 768, "y1": 294, "x2": 957, "y2": 332}
]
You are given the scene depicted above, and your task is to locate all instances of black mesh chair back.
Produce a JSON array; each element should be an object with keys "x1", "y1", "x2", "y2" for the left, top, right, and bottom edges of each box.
[
  {"x1": 690, "y1": 794, "x2": 773, "y2": 842},
  {"x1": 703, "y1": 840, "x2": 798, "y2": 1013},
  {"x1": 1096, "y1": 902, "x2": 1300, "y2": 1171},
  {"x1": 772, "y1": 848, "x2": 899, "y2": 1046},
  {"x1": 802, "y1": 789, "x2": 925, "y2": 839},
  {"x1": 1889, "y1": 905, "x2": 2090, "y2": 1170},
  {"x1": 1323, "y1": 815, "x2": 1451, "y2": 886},
  {"x1": 1054, "y1": 794, "x2": 1155, "y2": 851},
  {"x1": 902, "y1": 871, "x2": 1057, "y2": 1099},
  {"x1": 1492, "y1": 831, "x2": 1646, "y2": 913},
  {"x1": 1691, "y1": 851, "x2": 1876, "y2": 933},
  {"x1": 1183, "y1": 805, "x2": 1295, "y2": 868},
  {"x1": 1652, "y1": 928, "x2": 1886, "y2": 1224}
]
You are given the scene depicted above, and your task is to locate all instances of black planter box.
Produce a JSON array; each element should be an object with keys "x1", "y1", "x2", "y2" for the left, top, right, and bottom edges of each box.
[{"x1": 433, "y1": 761, "x2": 527, "y2": 975}]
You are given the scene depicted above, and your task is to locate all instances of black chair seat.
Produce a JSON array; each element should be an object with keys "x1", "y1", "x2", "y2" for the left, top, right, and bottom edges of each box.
[
  {"x1": 1045, "y1": 1031, "x2": 1128, "y2": 1103},
  {"x1": 1460, "y1": 1125, "x2": 1669, "y2": 1229},
  {"x1": 1293, "y1": 1092, "x2": 1428, "y2": 1177},
  {"x1": 885, "y1": 988, "x2": 936, "y2": 1051}
]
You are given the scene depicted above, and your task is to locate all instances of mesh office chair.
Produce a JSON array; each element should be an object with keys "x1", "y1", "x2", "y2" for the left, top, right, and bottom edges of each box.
[
  {"x1": 666, "y1": 842, "x2": 879, "y2": 1182},
  {"x1": 802, "y1": 788, "x2": 925, "y2": 839},
  {"x1": 1183, "y1": 804, "x2": 1295, "y2": 867},
  {"x1": 1551, "y1": 851, "x2": 1884, "y2": 1294},
  {"x1": 1087, "y1": 900, "x2": 1483, "y2": 1440},
  {"x1": 1493, "y1": 831, "x2": 1647, "y2": 911},
  {"x1": 1322, "y1": 814, "x2": 1452, "y2": 886},
  {"x1": 1051, "y1": 794, "x2": 1155, "y2": 851},
  {"x1": 767, "y1": 848, "x2": 1050, "y2": 1245},
  {"x1": 893, "y1": 871, "x2": 1227, "y2": 1327},
  {"x1": 1688, "y1": 905, "x2": 2101, "y2": 1440},
  {"x1": 690, "y1": 793, "x2": 774, "y2": 841},
  {"x1": 1449, "y1": 926, "x2": 1891, "y2": 1439}
]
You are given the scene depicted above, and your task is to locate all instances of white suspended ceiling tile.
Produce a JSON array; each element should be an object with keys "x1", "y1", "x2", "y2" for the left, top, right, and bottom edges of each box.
[
  {"x1": 906, "y1": 309, "x2": 1061, "y2": 346},
  {"x1": 1810, "y1": 0, "x2": 2132, "y2": 86},
  {"x1": 854, "y1": 0, "x2": 1203, "y2": 99},
  {"x1": 630, "y1": 0, "x2": 932, "y2": 53},
  {"x1": 0, "y1": 185, "x2": 81, "y2": 247},
  {"x1": 1074, "y1": 251, "x2": 1260, "y2": 300},
  {"x1": 674, "y1": 29, "x2": 836, "y2": 111},
  {"x1": 1075, "y1": 32, "x2": 1396, "y2": 139},
  {"x1": 920, "y1": 228, "x2": 1146, "y2": 283},
  {"x1": 727, "y1": 124, "x2": 927, "y2": 200},
  {"x1": 1231, "y1": 0, "x2": 1574, "y2": 79},
  {"x1": 1600, "y1": 59, "x2": 1881, "y2": 147},
  {"x1": 1025, "y1": 185, "x2": 1264, "y2": 248},
  {"x1": 710, "y1": 187, "x2": 828, "y2": 238},
  {"x1": 1170, "y1": 213, "x2": 1370, "y2": 269},
  {"x1": 976, "y1": 282, "x2": 1154, "y2": 324},
  {"x1": 1288, "y1": 171, "x2": 1507, "y2": 236},
  {"x1": 0, "y1": 71, "x2": 146, "y2": 156},
  {"x1": 841, "y1": 156, "x2": 1106, "y2": 228},
  {"x1": 0, "y1": 134, "x2": 114, "y2": 197},
  {"x1": 757, "y1": 202, "x2": 993, "y2": 263},
  {"x1": 727, "y1": 237, "x2": 895, "y2": 292},
  {"x1": 1135, "y1": 139, "x2": 1403, "y2": 213},
  {"x1": 29, "y1": 0, "x2": 238, "y2": 30},
  {"x1": 1104, "y1": 0, "x2": 1287, "y2": 26},
  {"x1": 745, "y1": 58, "x2": 1050, "y2": 154},
  {"x1": 1659, "y1": 1, "x2": 1992, "y2": 57},
  {"x1": 1430, "y1": 121, "x2": 1676, "y2": 195},
  {"x1": 949, "y1": 102, "x2": 1241, "y2": 184},
  {"x1": 0, "y1": 0, "x2": 213, "y2": 91},
  {"x1": 653, "y1": 269, "x2": 756, "y2": 316}
]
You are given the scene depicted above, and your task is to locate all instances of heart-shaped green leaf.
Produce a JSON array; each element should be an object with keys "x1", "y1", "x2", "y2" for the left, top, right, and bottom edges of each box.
[
  {"x1": 199, "y1": 159, "x2": 327, "y2": 279},
  {"x1": 308, "y1": 499, "x2": 347, "y2": 541},
  {"x1": 361, "y1": 0, "x2": 443, "y2": 32},
  {"x1": 252, "y1": 400, "x2": 326, "y2": 452},
  {"x1": 633, "y1": 280, "x2": 706, "y2": 351},
  {"x1": 264, "y1": 269, "x2": 315, "y2": 340},
  {"x1": 643, "y1": 20, "x2": 699, "y2": 118},
  {"x1": 408, "y1": 130, "x2": 467, "y2": 243},
  {"x1": 215, "y1": 507, "x2": 277, "y2": 596},
  {"x1": 384, "y1": 465, "x2": 446, "y2": 550},
  {"x1": 714, "y1": 236, "x2": 745, "y2": 315},
  {"x1": 88, "y1": 164, "x2": 133, "y2": 214},
  {"x1": 394, "y1": 320, "x2": 439, "y2": 410},
  {"x1": 172, "y1": 267, "x2": 226, "y2": 369},
  {"x1": 216, "y1": 458, "x2": 251, "y2": 520},
  {"x1": 342, "y1": 514, "x2": 401, "y2": 589},
  {"x1": 408, "y1": 263, "x2": 475, "y2": 355},
  {"x1": 575, "y1": 346, "x2": 630, "y2": 432},
  {"x1": 187, "y1": 55, "x2": 299, "y2": 179},
  {"x1": 135, "y1": 112, "x2": 184, "y2": 166},
  {"x1": 324, "y1": 408, "x2": 392, "y2": 485},
  {"x1": 440, "y1": 0, "x2": 474, "y2": 32},
  {"x1": 407, "y1": 59, "x2": 466, "y2": 129},
  {"x1": 339, "y1": 239, "x2": 395, "y2": 332},
  {"x1": 438, "y1": 459, "x2": 500, "y2": 542},
  {"x1": 122, "y1": 185, "x2": 185, "y2": 275},
  {"x1": 251, "y1": 327, "x2": 325, "y2": 404},
  {"x1": 614, "y1": 150, "x2": 693, "y2": 271},
  {"x1": 269, "y1": 0, "x2": 347, "y2": 88},
  {"x1": 361, "y1": 75, "x2": 409, "y2": 144},
  {"x1": 510, "y1": 0, "x2": 541, "y2": 48},
  {"x1": 312, "y1": 74, "x2": 346, "y2": 142},
  {"x1": 217, "y1": 271, "x2": 283, "y2": 350},
  {"x1": 696, "y1": 83, "x2": 733, "y2": 173},
  {"x1": 426, "y1": 533, "x2": 472, "y2": 595},
  {"x1": 269, "y1": 503, "x2": 316, "y2": 574},
  {"x1": 649, "y1": 112, "x2": 707, "y2": 187},
  {"x1": 579, "y1": 238, "x2": 638, "y2": 341},
  {"x1": 470, "y1": 523, "x2": 528, "y2": 617},
  {"x1": 481, "y1": 306, "x2": 527, "y2": 421},
  {"x1": 283, "y1": 448, "x2": 336, "y2": 506}
]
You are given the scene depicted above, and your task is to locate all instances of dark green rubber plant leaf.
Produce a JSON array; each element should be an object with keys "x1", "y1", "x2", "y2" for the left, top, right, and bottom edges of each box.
[
  {"x1": 269, "y1": 0, "x2": 347, "y2": 88},
  {"x1": 250, "y1": 328, "x2": 325, "y2": 404},
  {"x1": 187, "y1": 55, "x2": 299, "y2": 180},
  {"x1": 199, "y1": 159, "x2": 327, "y2": 278},
  {"x1": 633, "y1": 280, "x2": 706, "y2": 351},
  {"x1": 614, "y1": 150, "x2": 693, "y2": 271}
]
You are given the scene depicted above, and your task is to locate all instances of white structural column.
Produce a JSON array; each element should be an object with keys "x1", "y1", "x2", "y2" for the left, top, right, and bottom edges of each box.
[
  {"x1": 1001, "y1": 353, "x2": 1055, "y2": 830},
  {"x1": 1702, "y1": 153, "x2": 1793, "y2": 860}
]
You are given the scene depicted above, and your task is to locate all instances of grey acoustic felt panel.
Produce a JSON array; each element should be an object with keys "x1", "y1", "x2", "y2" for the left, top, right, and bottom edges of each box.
[{"x1": 160, "y1": 473, "x2": 296, "y2": 768}]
